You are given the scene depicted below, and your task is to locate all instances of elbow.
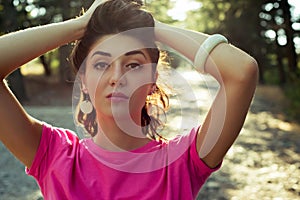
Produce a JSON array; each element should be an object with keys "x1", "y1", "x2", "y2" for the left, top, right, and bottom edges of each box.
[
  {"x1": 0, "y1": 70, "x2": 10, "y2": 81},
  {"x1": 236, "y1": 56, "x2": 259, "y2": 86},
  {"x1": 0, "y1": 75, "x2": 6, "y2": 82},
  {"x1": 246, "y1": 57, "x2": 259, "y2": 84}
]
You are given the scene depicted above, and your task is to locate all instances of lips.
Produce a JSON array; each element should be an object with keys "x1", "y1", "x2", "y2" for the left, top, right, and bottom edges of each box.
[{"x1": 106, "y1": 92, "x2": 129, "y2": 102}]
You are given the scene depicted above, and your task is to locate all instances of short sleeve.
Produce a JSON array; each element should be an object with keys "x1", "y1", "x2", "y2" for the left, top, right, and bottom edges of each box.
[
  {"x1": 25, "y1": 123, "x2": 78, "y2": 181},
  {"x1": 188, "y1": 127, "x2": 222, "y2": 184}
]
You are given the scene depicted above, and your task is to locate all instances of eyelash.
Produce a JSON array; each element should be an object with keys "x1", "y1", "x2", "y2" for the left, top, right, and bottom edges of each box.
[
  {"x1": 126, "y1": 63, "x2": 143, "y2": 70},
  {"x1": 93, "y1": 62, "x2": 143, "y2": 70},
  {"x1": 93, "y1": 62, "x2": 109, "y2": 70}
]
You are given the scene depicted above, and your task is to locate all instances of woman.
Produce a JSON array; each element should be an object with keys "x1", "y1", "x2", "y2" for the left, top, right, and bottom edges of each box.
[{"x1": 0, "y1": 0, "x2": 258, "y2": 199}]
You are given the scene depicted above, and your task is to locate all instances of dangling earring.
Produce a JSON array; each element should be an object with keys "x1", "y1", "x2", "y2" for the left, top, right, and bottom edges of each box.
[{"x1": 80, "y1": 93, "x2": 93, "y2": 114}]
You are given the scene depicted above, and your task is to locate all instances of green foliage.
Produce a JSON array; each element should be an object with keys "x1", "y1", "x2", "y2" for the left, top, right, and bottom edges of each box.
[
  {"x1": 184, "y1": 0, "x2": 300, "y2": 121},
  {"x1": 145, "y1": 0, "x2": 176, "y2": 23},
  {"x1": 284, "y1": 79, "x2": 300, "y2": 122},
  {"x1": 186, "y1": 0, "x2": 267, "y2": 78},
  {"x1": 264, "y1": 68, "x2": 281, "y2": 84},
  {"x1": 185, "y1": 0, "x2": 299, "y2": 85}
]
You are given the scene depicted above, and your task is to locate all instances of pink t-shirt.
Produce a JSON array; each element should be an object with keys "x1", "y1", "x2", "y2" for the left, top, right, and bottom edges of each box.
[{"x1": 26, "y1": 123, "x2": 221, "y2": 200}]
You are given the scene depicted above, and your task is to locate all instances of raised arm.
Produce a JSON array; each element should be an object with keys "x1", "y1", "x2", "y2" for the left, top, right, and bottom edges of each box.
[
  {"x1": 155, "y1": 22, "x2": 258, "y2": 168},
  {"x1": 0, "y1": 0, "x2": 103, "y2": 168}
]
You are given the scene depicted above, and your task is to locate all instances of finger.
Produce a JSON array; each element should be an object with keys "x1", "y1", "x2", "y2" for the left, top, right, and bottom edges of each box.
[{"x1": 85, "y1": 0, "x2": 104, "y2": 14}]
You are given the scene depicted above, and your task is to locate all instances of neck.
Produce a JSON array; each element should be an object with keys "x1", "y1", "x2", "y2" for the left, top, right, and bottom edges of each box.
[{"x1": 93, "y1": 115, "x2": 151, "y2": 151}]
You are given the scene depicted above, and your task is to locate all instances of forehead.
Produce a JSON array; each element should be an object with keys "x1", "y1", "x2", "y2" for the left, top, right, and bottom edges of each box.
[{"x1": 89, "y1": 34, "x2": 149, "y2": 58}]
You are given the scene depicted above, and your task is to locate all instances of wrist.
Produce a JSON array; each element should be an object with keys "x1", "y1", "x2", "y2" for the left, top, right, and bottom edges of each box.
[
  {"x1": 66, "y1": 17, "x2": 87, "y2": 41},
  {"x1": 194, "y1": 34, "x2": 228, "y2": 74},
  {"x1": 154, "y1": 20, "x2": 168, "y2": 43}
]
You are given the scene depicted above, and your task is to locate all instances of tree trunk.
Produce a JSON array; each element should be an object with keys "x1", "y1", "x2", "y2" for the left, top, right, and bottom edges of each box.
[
  {"x1": 4, "y1": 1, "x2": 28, "y2": 102},
  {"x1": 281, "y1": 0, "x2": 298, "y2": 75},
  {"x1": 39, "y1": 55, "x2": 51, "y2": 76},
  {"x1": 59, "y1": 45, "x2": 74, "y2": 82},
  {"x1": 276, "y1": 53, "x2": 286, "y2": 84},
  {"x1": 6, "y1": 70, "x2": 28, "y2": 102},
  {"x1": 275, "y1": 33, "x2": 286, "y2": 84},
  {"x1": 58, "y1": 0, "x2": 74, "y2": 83}
]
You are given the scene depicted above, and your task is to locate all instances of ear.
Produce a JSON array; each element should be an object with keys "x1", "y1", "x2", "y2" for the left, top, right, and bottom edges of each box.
[{"x1": 79, "y1": 72, "x2": 88, "y2": 94}]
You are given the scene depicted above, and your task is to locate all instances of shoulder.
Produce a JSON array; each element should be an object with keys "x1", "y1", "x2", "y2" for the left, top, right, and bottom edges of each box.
[
  {"x1": 42, "y1": 122, "x2": 79, "y2": 145},
  {"x1": 168, "y1": 127, "x2": 221, "y2": 171},
  {"x1": 167, "y1": 127, "x2": 198, "y2": 149},
  {"x1": 26, "y1": 123, "x2": 80, "y2": 177}
]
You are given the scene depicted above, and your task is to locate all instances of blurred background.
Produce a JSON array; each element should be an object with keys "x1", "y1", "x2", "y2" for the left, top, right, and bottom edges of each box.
[
  {"x1": 1, "y1": 0, "x2": 300, "y2": 119},
  {"x1": 0, "y1": 0, "x2": 299, "y2": 199}
]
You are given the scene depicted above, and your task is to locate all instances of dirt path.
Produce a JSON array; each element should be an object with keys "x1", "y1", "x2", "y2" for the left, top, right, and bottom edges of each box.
[
  {"x1": 0, "y1": 72, "x2": 299, "y2": 200},
  {"x1": 198, "y1": 85, "x2": 300, "y2": 199}
]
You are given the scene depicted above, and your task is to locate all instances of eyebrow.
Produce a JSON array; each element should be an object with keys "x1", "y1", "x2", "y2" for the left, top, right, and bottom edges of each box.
[
  {"x1": 91, "y1": 50, "x2": 146, "y2": 59},
  {"x1": 92, "y1": 51, "x2": 112, "y2": 58},
  {"x1": 125, "y1": 50, "x2": 147, "y2": 59}
]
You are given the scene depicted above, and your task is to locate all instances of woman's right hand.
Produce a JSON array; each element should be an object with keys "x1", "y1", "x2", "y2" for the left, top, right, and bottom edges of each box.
[
  {"x1": 0, "y1": 0, "x2": 109, "y2": 169},
  {"x1": 76, "y1": 0, "x2": 108, "y2": 28}
]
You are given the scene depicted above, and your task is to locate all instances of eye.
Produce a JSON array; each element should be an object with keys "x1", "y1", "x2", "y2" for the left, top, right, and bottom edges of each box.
[
  {"x1": 93, "y1": 62, "x2": 110, "y2": 70},
  {"x1": 126, "y1": 63, "x2": 143, "y2": 70}
]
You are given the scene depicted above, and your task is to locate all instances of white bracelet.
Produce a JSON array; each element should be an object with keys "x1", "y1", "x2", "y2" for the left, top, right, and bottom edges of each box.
[{"x1": 194, "y1": 34, "x2": 228, "y2": 73}]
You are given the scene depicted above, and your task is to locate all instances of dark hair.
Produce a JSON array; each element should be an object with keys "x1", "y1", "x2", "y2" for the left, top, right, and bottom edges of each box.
[{"x1": 70, "y1": 0, "x2": 169, "y2": 140}]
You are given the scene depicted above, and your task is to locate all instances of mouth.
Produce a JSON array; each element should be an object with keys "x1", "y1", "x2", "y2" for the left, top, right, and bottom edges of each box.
[{"x1": 106, "y1": 92, "x2": 129, "y2": 102}]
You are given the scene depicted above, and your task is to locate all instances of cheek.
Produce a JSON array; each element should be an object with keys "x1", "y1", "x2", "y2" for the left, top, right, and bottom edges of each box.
[
  {"x1": 127, "y1": 67, "x2": 155, "y2": 87},
  {"x1": 126, "y1": 70, "x2": 154, "y2": 109},
  {"x1": 129, "y1": 85, "x2": 151, "y2": 109},
  {"x1": 85, "y1": 72, "x2": 105, "y2": 105}
]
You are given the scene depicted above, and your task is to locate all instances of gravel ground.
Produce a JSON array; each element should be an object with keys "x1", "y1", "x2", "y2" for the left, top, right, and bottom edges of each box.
[{"x1": 0, "y1": 71, "x2": 299, "y2": 200}]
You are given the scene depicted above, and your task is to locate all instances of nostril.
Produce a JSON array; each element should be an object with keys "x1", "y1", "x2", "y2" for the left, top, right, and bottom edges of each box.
[
  {"x1": 109, "y1": 77, "x2": 125, "y2": 87},
  {"x1": 109, "y1": 75, "x2": 126, "y2": 87}
]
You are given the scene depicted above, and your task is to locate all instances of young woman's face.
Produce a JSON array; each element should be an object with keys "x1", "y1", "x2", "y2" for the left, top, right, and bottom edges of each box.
[{"x1": 83, "y1": 34, "x2": 156, "y2": 124}]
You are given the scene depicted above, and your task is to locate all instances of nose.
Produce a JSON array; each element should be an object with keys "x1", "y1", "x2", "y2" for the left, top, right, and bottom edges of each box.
[{"x1": 108, "y1": 61, "x2": 126, "y2": 87}]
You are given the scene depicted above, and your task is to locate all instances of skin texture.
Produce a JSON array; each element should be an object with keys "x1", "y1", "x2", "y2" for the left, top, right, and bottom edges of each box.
[
  {"x1": 83, "y1": 34, "x2": 156, "y2": 151},
  {"x1": 0, "y1": 1, "x2": 99, "y2": 168},
  {"x1": 0, "y1": 0, "x2": 258, "y2": 171},
  {"x1": 154, "y1": 22, "x2": 258, "y2": 168}
]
